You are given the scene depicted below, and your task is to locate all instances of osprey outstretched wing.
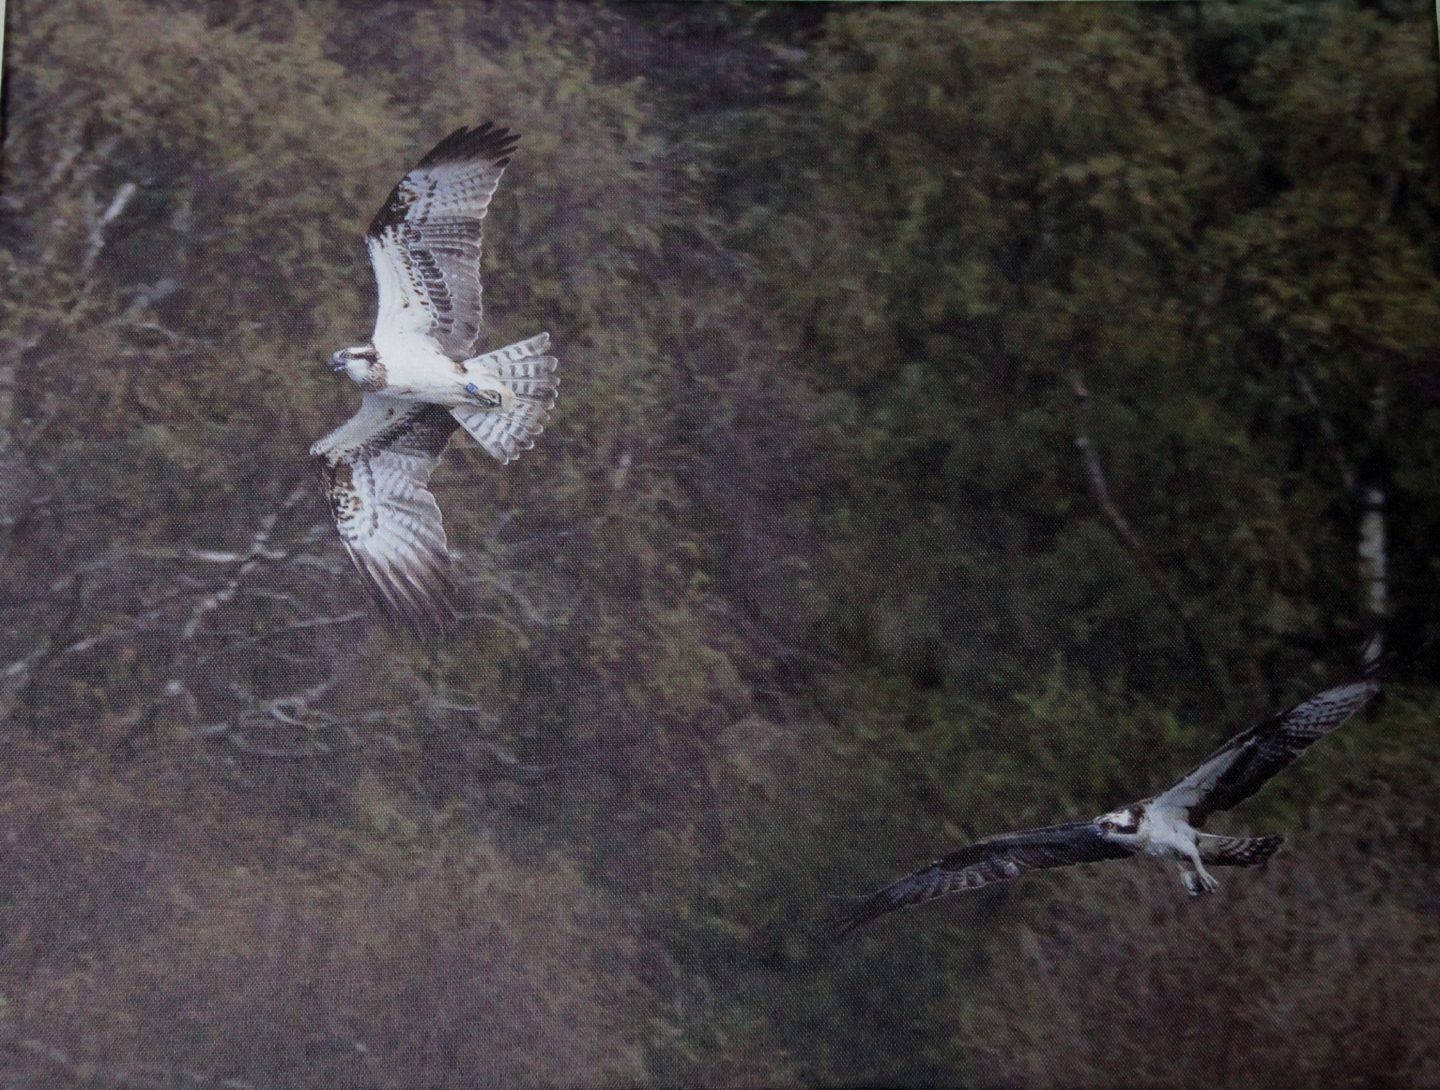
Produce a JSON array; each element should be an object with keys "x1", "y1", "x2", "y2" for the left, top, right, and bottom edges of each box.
[
  {"x1": 1153, "y1": 674, "x2": 1385, "y2": 827},
  {"x1": 313, "y1": 396, "x2": 461, "y2": 630},
  {"x1": 312, "y1": 121, "x2": 559, "y2": 631},
  {"x1": 830, "y1": 822, "x2": 1134, "y2": 939},
  {"x1": 367, "y1": 122, "x2": 520, "y2": 360}
]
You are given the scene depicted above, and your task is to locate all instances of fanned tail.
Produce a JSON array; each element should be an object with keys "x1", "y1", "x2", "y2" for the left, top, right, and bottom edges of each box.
[
  {"x1": 454, "y1": 333, "x2": 559, "y2": 464},
  {"x1": 1197, "y1": 833, "x2": 1285, "y2": 867}
]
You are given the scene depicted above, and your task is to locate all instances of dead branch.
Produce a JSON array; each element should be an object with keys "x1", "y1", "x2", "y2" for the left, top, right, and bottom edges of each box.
[
  {"x1": 221, "y1": 731, "x2": 360, "y2": 760},
  {"x1": 195, "y1": 609, "x2": 366, "y2": 652},
  {"x1": 1069, "y1": 371, "x2": 1226, "y2": 687},
  {"x1": 195, "y1": 658, "x2": 358, "y2": 761},
  {"x1": 1290, "y1": 356, "x2": 1391, "y2": 661},
  {"x1": 180, "y1": 486, "x2": 309, "y2": 640},
  {"x1": 0, "y1": 576, "x2": 88, "y2": 724},
  {"x1": 1073, "y1": 434, "x2": 1146, "y2": 556},
  {"x1": 77, "y1": 180, "x2": 138, "y2": 288},
  {"x1": 456, "y1": 562, "x2": 553, "y2": 629}
]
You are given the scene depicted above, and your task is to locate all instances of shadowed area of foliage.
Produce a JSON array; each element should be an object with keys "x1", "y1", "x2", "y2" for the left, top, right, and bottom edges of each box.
[
  {"x1": 1, "y1": 1, "x2": 1438, "y2": 1087},
  {"x1": 0, "y1": 743, "x2": 644, "y2": 1088}
]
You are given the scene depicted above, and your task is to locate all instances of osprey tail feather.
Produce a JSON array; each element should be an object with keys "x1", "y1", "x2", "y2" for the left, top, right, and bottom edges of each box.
[
  {"x1": 465, "y1": 333, "x2": 557, "y2": 397},
  {"x1": 1197, "y1": 833, "x2": 1284, "y2": 867},
  {"x1": 453, "y1": 333, "x2": 558, "y2": 465}
]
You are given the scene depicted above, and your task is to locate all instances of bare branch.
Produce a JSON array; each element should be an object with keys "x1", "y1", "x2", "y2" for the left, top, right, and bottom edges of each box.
[
  {"x1": 179, "y1": 486, "x2": 309, "y2": 640},
  {"x1": 197, "y1": 609, "x2": 366, "y2": 648},
  {"x1": 456, "y1": 562, "x2": 553, "y2": 629},
  {"x1": 75, "y1": 180, "x2": 138, "y2": 299},
  {"x1": 1069, "y1": 370, "x2": 1224, "y2": 686}
]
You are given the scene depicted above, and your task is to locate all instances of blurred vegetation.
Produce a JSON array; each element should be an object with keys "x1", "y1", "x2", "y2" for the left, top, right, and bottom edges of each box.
[{"x1": 1, "y1": 1, "x2": 1438, "y2": 1087}]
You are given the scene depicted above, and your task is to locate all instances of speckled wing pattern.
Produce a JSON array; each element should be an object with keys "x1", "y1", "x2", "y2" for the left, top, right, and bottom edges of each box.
[
  {"x1": 1156, "y1": 676, "x2": 1384, "y2": 828},
  {"x1": 367, "y1": 122, "x2": 520, "y2": 359},
  {"x1": 831, "y1": 821, "x2": 1134, "y2": 939},
  {"x1": 313, "y1": 395, "x2": 461, "y2": 631}
]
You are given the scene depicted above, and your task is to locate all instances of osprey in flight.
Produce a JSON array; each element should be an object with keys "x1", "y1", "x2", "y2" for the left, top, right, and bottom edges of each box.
[
  {"x1": 832, "y1": 654, "x2": 1411, "y2": 938},
  {"x1": 311, "y1": 122, "x2": 557, "y2": 631}
]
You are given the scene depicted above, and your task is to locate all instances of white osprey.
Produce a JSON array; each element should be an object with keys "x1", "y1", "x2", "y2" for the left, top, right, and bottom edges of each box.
[
  {"x1": 310, "y1": 122, "x2": 558, "y2": 631},
  {"x1": 832, "y1": 654, "x2": 1411, "y2": 938}
]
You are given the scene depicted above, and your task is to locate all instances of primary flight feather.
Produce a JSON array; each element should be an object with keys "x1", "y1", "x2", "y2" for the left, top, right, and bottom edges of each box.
[{"x1": 310, "y1": 122, "x2": 558, "y2": 631}]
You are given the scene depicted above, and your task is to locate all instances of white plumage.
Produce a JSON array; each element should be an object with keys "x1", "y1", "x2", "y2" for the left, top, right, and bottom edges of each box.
[{"x1": 310, "y1": 122, "x2": 559, "y2": 630}]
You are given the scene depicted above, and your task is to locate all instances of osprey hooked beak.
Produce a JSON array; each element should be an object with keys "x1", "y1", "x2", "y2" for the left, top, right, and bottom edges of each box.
[{"x1": 330, "y1": 350, "x2": 352, "y2": 372}]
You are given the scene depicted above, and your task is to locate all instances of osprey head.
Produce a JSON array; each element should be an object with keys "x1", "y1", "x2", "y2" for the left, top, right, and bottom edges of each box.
[
  {"x1": 331, "y1": 344, "x2": 380, "y2": 385},
  {"x1": 1095, "y1": 805, "x2": 1142, "y2": 836}
]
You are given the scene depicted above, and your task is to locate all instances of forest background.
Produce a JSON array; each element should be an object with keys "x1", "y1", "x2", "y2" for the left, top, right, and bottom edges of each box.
[{"x1": 2, "y1": 1, "x2": 1439, "y2": 1087}]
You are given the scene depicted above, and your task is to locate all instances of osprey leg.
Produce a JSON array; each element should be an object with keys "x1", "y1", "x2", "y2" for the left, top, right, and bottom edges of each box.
[
  {"x1": 1179, "y1": 844, "x2": 1220, "y2": 896},
  {"x1": 451, "y1": 332, "x2": 559, "y2": 466},
  {"x1": 463, "y1": 380, "x2": 506, "y2": 408},
  {"x1": 462, "y1": 333, "x2": 558, "y2": 402}
]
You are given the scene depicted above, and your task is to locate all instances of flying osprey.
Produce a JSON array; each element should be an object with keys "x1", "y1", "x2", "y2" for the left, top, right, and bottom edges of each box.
[
  {"x1": 310, "y1": 122, "x2": 557, "y2": 631},
  {"x1": 831, "y1": 652, "x2": 1414, "y2": 938}
]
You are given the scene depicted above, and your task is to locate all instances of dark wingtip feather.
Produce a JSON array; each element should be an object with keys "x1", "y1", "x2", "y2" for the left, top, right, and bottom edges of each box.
[
  {"x1": 1254, "y1": 834, "x2": 1285, "y2": 861},
  {"x1": 367, "y1": 122, "x2": 522, "y2": 237},
  {"x1": 823, "y1": 901, "x2": 882, "y2": 944},
  {"x1": 417, "y1": 121, "x2": 521, "y2": 169},
  {"x1": 820, "y1": 876, "x2": 921, "y2": 943},
  {"x1": 829, "y1": 910, "x2": 894, "y2": 943},
  {"x1": 356, "y1": 552, "x2": 459, "y2": 639}
]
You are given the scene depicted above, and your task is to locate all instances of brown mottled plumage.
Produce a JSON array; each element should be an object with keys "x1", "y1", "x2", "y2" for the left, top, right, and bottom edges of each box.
[{"x1": 313, "y1": 399, "x2": 460, "y2": 632}]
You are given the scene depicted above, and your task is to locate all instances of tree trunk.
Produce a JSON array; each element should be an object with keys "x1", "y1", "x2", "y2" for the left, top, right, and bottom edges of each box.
[{"x1": 1357, "y1": 383, "x2": 1389, "y2": 664}]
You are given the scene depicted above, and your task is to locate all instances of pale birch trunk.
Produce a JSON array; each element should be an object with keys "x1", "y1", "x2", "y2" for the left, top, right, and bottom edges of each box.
[{"x1": 1357, "y1": 384, "x2": 1389, "y2": 664}]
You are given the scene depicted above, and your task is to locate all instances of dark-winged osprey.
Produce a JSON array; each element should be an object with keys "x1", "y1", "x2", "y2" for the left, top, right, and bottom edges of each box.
[
  {"x1": 831, "y1": 652, "x2": 1414, "y2": 938},
  {"x1": 311, "y1": 122, "x2": 557, "y2": 631}
]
